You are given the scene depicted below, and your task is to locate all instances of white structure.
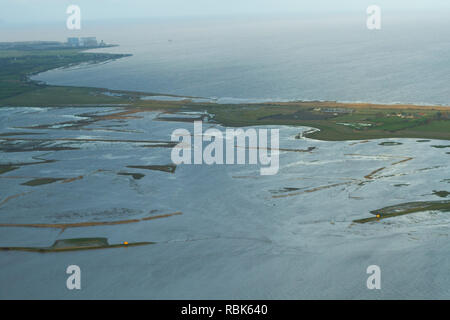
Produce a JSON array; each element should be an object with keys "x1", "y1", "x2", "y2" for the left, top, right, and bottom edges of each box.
[{"x1": 66, "y1": 37, "x2": 98, "y2": 47}]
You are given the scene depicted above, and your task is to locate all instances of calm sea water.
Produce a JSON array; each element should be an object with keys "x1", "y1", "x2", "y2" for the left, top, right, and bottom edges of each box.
[{"x1": 25, "y1": 14, "x2": 450, "y2": 105}]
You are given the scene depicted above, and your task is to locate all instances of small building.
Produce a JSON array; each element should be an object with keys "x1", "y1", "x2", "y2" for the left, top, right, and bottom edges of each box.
[
  {"x1": 67, "y1": 37, "x2": 80, "y2": 47},
  {"x1": 80, "y1": 37, "x2": 98, "y2": 47}
]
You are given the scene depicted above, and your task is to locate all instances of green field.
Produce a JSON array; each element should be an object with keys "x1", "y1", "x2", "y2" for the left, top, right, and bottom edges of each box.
[
  {"x1": 0, "y1": 43, "x2": 449, "y2": 141},
  {"x1": 0, "y1": 44, "x2": 131, "y2": 101}
]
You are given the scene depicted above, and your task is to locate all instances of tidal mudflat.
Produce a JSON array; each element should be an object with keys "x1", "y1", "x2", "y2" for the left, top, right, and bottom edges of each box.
[{"x1": 0, "y1": 107, "x2": 449, "y2": 299}]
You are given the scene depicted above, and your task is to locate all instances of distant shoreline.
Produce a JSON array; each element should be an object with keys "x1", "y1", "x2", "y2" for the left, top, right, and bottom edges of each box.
[
  {"x1": 25, "y1": 40, "x2": 449, "y2": 110},
  {"x1": 0, "y1": 41, "x2": 448, "y2": 141}
]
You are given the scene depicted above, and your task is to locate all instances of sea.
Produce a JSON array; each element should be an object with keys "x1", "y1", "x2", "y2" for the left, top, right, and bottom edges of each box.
[{"x1": 2, "y1": 12, "x2": 448, "y2": 105}]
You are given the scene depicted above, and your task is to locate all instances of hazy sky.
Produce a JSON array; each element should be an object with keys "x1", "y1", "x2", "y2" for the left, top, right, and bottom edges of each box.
[{"x1": 1, "y1": 0, "x2": 450, "y2": 24}]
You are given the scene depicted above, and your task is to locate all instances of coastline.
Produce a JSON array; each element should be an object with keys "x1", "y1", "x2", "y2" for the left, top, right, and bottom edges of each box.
[
  {"x1": 26, "y1": 42, "x2": 450, "y2": 110},
  {"x1": 28, "y1": 70, "x2": 450, "y2": 110},
  {"x1": 0, "y1": 43, "x2": 449, "y2": 141}
]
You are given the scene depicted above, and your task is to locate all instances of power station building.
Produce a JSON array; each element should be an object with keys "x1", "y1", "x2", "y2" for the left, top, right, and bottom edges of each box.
[{"x1": 66, "y1": 37, "x2": 98, "y2": 47}]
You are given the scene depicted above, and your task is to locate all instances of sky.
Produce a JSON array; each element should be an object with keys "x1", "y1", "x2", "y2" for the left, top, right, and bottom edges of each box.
[{"x1": 1, "y1": 0, "x2": 450, "y2": 25}]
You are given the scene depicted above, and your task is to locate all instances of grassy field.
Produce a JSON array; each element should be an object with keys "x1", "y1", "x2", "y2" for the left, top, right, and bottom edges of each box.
[
  {"x1": 201, "y1": 102, "x2": 450, "y2": 140},
  {"x1": 0, "y1": 45, "x2": 131, "y2": 101},
  {"x1": 0, "y1": 44, "x2": 449, "y2": 141}
]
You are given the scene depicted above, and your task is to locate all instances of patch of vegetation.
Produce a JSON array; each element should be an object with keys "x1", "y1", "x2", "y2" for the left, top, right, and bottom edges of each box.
[
  {"x1": 205, "y1": 102, "x2": 450, "y2": 141},
  {"x1": 378, "y1": 141, "x2": 403, "y2": 146},
  {"x1": 0, "y1": 211, "x2": 183, "y2": 230},
  {"x1": 54, "y1": 237, "x2": 110, "y2": 248},
  {"x1": 353, "y1": 200, "x2": 450, "y2": 223},
  {"x1": 0, "y1": 237, "x2": 153, "y2": 253},
  {"x1": 141, "y1": 142, "x2": 177, "y2": 148},
  {"x1": 433, "y1": 190, "x2": 450, "y2": 198},
  {"x1": 117, "y1": 172, "x2": 145, "y2": 180},
  {"x1": 21, "y1": 178, "x2": 64, "y2": 186},
  {"x1": 0, "y1": 132, "x2": 44, "y2": 137},
  {"x1": 269, "y1": 187, "x2": 302, "y2": 194},
  {"x1": 258, "y1": 109, "x2": 333, "y2": 121},
  {"x1": 0, "y1": 165, "x2": 19, "y2": 175},
  {"x1": 393, "y1": 183, "x2": 409, "y2": 187},
  {"x1": 126, "y1": 165, "x2": 177, "y2": 173},
  {"x1": 431, "y1": 145, "x2": 450, "y2": 149}
]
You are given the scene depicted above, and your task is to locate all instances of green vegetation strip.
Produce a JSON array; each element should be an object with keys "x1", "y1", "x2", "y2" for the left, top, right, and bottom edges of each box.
[
  {"x1": 0, "y1": 237, "x2": 153, "y2": 253},
  {"x1": 379, "y1": 141, "x2": 402, "y2": 146},
  {"x1": 0, "y1": 165, "x2": 19, "y2": 175},
  {"x1": 0, "y1": 211, "x2": 183, "y2": 230},
  {"x1": 353, "y1": 200, "x2": 450, "y2": 224},
  {"x1": 126, "y1": 165, "x2": 177, "y2": 173},
  {"x1": 433, "y1": 190, "x2": 450, "y2": 198},
  {"x1": 21, "y1": 178, "x2": 65, "y2": 186},
  {"x1": 117, "y1": 172, "x2": 145, "y2": 180}
]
